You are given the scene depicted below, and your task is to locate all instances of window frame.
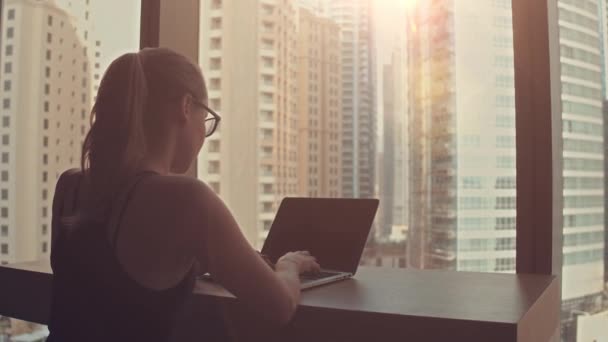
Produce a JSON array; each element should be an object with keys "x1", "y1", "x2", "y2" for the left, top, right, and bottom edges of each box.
[
  {"x1": 512, "y1": 0, "x2": 562, "y2": 276},
  {"x1": 0, "y1": 0, "x2": 562, "y2": 335},
  {"x1": 512, "y1": 0, "x2": 562, "y2": 336}
]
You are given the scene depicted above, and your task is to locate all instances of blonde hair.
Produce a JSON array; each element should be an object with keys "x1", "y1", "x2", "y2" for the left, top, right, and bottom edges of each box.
[{"x1": 78, "y1": 47, "x2": 206, "y2": 222}]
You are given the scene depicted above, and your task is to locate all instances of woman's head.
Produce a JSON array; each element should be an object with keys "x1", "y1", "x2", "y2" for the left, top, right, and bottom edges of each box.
[{"x1": 81, "y1": 48, "x2": 209, "y2": 208}]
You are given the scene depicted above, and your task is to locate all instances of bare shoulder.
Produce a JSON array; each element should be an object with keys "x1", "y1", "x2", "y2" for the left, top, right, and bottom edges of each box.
[
  {"x1": 53, "y1": 168, "x2": 82, "y2": 205},
  {"x1": 55, "y1": 168, "x2": 82, "y2": 190},
  {"x1": 142, "y1": 174, "x2": 214, "y2": 201},
  {"x1": 137, "y1": 174, "x2": 219, "y2": 220},
  {"x1": 136, "y1": 175, "x2": 218, "y2": 252}
]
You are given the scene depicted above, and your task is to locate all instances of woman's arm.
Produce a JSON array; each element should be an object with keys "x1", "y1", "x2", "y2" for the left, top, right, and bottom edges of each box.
[{"x1": 186, "y1": 180, "x2": 318, "y2": 325}]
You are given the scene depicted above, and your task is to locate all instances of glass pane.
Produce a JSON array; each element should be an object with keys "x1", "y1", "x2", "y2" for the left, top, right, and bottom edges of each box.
[
  {"x1": 197, "y1": 0, "x2": 516, "y2": 273},
  {"x1": 0, "y1": 0, "x2": 140, "y2": 338},
  {"x1": 557, "y1": 1, "x2": 608, "y2": 341}
]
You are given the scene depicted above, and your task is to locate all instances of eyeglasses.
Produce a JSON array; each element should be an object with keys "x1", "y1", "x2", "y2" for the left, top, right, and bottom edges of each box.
[{"x1": 193, "y1": 98, "x2": 221, "y2": 137}]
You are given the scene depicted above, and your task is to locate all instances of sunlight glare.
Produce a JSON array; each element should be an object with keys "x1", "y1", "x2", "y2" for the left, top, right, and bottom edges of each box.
[{"x1": 399, "y1": 0, "x2": 418, "y2": 11}]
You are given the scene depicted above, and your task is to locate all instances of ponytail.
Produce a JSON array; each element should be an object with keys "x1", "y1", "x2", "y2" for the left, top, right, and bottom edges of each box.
[{"x1": 80, "y1": 52, "x2": 148, "y2": 221}]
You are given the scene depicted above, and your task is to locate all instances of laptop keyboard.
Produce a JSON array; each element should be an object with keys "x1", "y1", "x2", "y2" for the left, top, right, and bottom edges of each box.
[{"x1": 300, "y1": 270, "x2": 341, "y2": 281}]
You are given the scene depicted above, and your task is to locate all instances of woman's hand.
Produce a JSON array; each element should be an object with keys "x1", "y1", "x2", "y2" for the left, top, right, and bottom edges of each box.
[{"x1": 276, "y1": 251, "x2": 321, "y2": 274}]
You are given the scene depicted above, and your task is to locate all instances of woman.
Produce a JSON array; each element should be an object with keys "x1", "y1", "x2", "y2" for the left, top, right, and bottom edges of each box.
[{"x1": 47, "y1": 47, "x2": 320, "y2": 341}]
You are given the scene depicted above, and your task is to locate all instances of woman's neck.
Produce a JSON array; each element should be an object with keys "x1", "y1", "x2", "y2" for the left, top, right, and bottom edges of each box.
[{"x1": 137, "y1": 154, "x2": 172, "y2": 176}]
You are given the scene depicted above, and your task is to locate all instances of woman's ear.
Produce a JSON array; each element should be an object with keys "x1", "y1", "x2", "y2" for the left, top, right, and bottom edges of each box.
[{"x1": 178, "y1": 93, "x2": 193, "y2": 122}]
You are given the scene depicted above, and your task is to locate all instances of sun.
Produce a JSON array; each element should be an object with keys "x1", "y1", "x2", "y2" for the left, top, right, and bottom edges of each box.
[{"x1": 375, "y1": 0, "x2": 418, "y2": 12}]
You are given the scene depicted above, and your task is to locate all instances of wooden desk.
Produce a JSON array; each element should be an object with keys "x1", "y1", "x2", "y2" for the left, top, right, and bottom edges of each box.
[{"x1": 0, "y1": 261, "x2": 559, "y2": 341}]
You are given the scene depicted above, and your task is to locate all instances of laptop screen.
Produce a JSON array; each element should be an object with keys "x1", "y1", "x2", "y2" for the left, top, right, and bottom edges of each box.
[{"x1": 261, "y1": 197, "x2": 379, "y2": 275}]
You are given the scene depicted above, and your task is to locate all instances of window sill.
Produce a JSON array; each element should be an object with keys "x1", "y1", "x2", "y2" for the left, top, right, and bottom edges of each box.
[{"x1": 0, "y1": 260, "x2": 559, "y2": 341}]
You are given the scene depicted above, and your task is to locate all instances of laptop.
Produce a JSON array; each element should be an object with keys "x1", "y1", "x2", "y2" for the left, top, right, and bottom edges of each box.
[{"x1": 261, "y1": 197, "x2": 379, "y2": 290}]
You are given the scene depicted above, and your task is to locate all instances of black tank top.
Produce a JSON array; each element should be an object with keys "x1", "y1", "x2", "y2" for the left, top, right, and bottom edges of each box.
[{"x1": 47, "y1": 171, "x2": 196, "y2": 341}]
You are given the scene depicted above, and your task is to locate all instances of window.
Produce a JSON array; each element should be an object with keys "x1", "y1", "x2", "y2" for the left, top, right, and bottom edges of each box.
[
  {"x1": 1, "y1": 244, "x2": 8, "y2": 255},
  {"x1": 1, "y1": 226, "x2": 7, "y2": 237},
  {"x1": 2, "y1": 99, "x2": 10, "y2": 109},
  {"x1": 2, "y1": 117, "x2": 9, "y2": 128},
  {"x1": 197, "y1": 0, "x2": 519, "y2": 281},
  {"x1": 4, "y1": 62, "x2": 11, "y2": 74},
  {"x1": 2, "y1": 135, "x2": 9, "y2": 146},
  {"x1": 211, "y1": 37, "x2": 222, "y2": 49},
  {"x1": 1, "y1": 208, "x2": 7, "y2": 218},
  {"x1": 495, "y1": 257, "x2": 515, "y2": 271},
  {"x1": 1, "y1": 189, "x2": 7, "y2": 200},
  {"x1": 6, "y1": 27, "x2": 14, "y2": 39},
  {"x1": 211, "y1": 17, "x2": 222, "y2": 29},
  {"x1": 208, "y1": 140, "x2": 220, "y2": 152},
  {"x1": 2, "y1": 2, "x2": 604, "y2": 341},
  {"x1": 5, "y1": 45, "x2": 13, "y2": 56},
  {"x1": 208, "y1": 161, "x2": 220, "y2": 173},
  {"x1": 1, "y1": 153, "x2": 8, "y2": 163},
  {"x1": 3, "y1": 80, "x2": 10, "y2": 91},
  {"x1": 7, "y1": 9, "x2": 15, "y2": 20}
]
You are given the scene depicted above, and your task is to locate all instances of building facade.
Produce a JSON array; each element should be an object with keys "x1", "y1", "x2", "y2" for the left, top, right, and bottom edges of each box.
[
  {"x1": 0, "y1": 0, "x2": 100, "y2": 264},
  {"x1": 198, "y1": 0, "x2": 299, "y2": 246},
  {"x1": 296, "y1": 8, "x2": 343, "y2": 198},
  {"x1": 380, "y1": 64, "x2": 395, "y2": 238},
  {"x1": 407, "y1": 0, "x2": 517, "y2": 272},
  {"x1": 379, "y1": 47, "x2": 408, "y2": 241},
  {"x1": 325, "y1": 0, "x2": 376, "y2": 199},
  {"x1": 558, "y1": 0, "x2": 607, "y2": 339}
]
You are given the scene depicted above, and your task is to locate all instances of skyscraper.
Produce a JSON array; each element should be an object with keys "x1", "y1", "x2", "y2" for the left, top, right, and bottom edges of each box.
[
  {"x1": 296, "y1": 0, "x2": 324, "y2": 15},
  {"x1": 407, "y1": 0, "x2": 517, "y2": 272},
  {"x1": 558, "y1": 0, "x2": 607, "y2": 339},
  {"x1": 381, "y1": 63, "x2": 395, "y2": 238},
  {"x1": 379, "y1": 47, "x2": 408, "y2": 241},
  {"x1": 325, "y1": 0, "x2": 376, "y2": 199},
  {"x1": 391, "y1": 44, "x2": 409, "y2": 237},
  {"x1": 296, "y1": 7, "x2": 343, "y2": 198},
  {"x1": 198, "y1": 0, "x2": 299, "y2": 246},
  {"x1": 0, "y1": 0, "x2": 100, "y2": 264}
]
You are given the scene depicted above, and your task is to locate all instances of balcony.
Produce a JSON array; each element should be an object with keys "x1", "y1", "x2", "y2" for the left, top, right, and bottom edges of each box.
[
  {"x1": 210, "y1": 8, "x2": 222, "y2": 18},
  {"x1": 259, "y1": 101, "x2": 275, "y2": 112},
  {"x1": 260, "y1": 47, "x2": 276, "y2": 58},
  {"x1": 260, "y1": 82, "x2": 275, "y2": 93},
  {"x1": 258, "y1": 211, "x2": 275, "y2": 221},
  {"x1": 259, "y1": 193, "x2": 275, "y2": 202}
]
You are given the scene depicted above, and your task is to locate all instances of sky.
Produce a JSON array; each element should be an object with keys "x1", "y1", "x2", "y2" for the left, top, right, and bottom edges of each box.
[
  {"x1": 374, "y1": 0, "x2": 407, "y2": 66},
  {"x1": 373, "y1": 1, "x2": 408, "y2": 151},
  {"x1": 89, "y1": 0, "x2": 141, "y2": 72}
]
